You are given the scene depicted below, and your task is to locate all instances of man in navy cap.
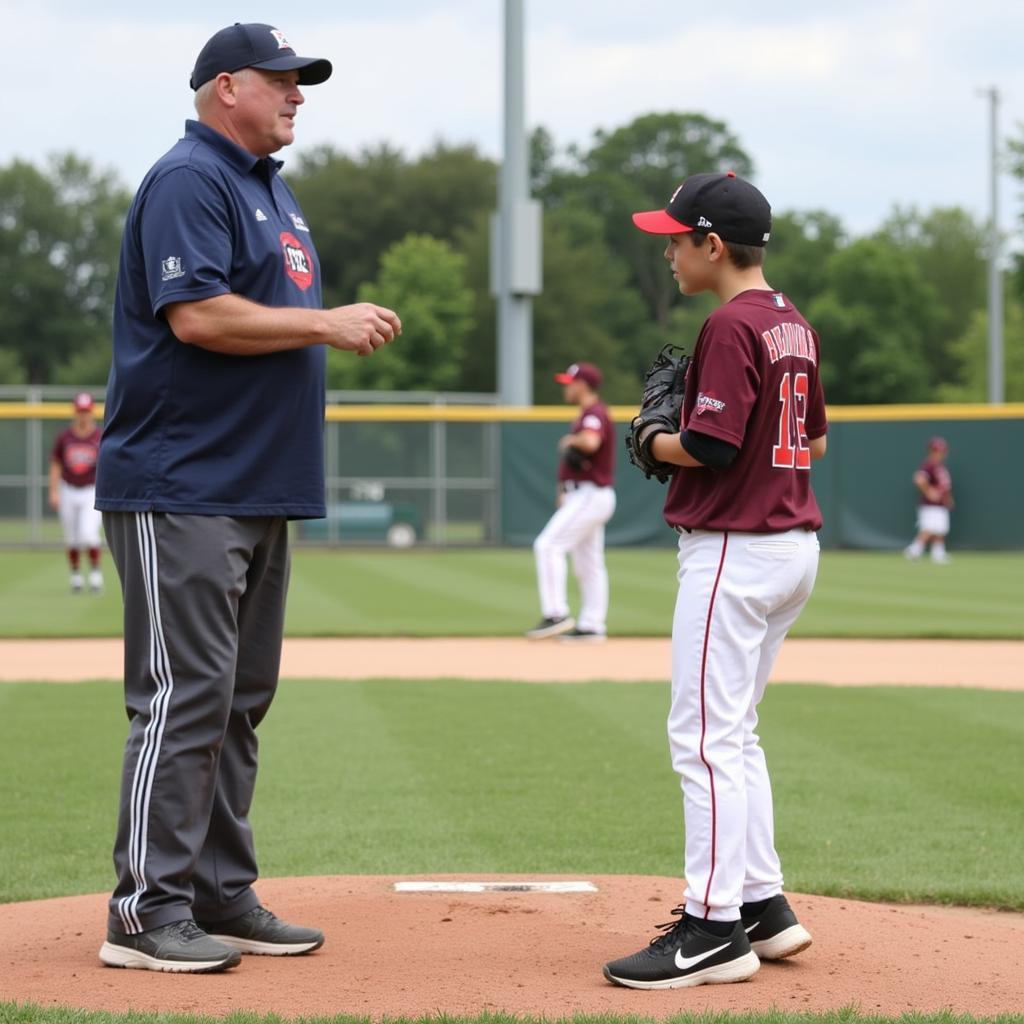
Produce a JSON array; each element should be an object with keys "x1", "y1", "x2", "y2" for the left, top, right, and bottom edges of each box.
[{"x1": 96, "y1": 24, "x2": 402, "y2": 973}]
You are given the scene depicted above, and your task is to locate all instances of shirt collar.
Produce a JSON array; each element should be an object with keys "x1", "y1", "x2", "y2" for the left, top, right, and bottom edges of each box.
[{"x1": 184, "y1": 120, "x2": 285, "y2": 178}]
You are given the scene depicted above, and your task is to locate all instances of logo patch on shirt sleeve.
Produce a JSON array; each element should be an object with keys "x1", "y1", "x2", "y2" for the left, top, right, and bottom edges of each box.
[
  {"x1": 161, "y1": 256, "x2": 185, "y2": 281},
  {"x1": 581, "y1": 415, "x2": 602, "y2": 431},
  {"x1": 281, "y1": 232, "x2": 314, "y2": 291},
  {"x1": 696, "y1": 391, "x2": 726, "y2": 415}
]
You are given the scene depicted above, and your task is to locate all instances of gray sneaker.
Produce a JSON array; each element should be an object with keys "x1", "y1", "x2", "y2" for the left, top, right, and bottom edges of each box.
[
  {"x1": 99, "y1": 920, "x2": 241, "y2": 972},
  {"x1": 196, "y1": 905, "x2": 324, "y2": 956}
]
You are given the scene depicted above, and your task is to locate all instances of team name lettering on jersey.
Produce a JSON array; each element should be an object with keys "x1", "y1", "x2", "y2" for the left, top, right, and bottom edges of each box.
[{"x1": 761, "y1": 322, "x2": 817, "y2": 365}]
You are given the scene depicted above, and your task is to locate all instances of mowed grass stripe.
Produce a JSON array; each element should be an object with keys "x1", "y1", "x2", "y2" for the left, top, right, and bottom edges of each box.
[
  {"x1": 1, "y1": 680, "x2": 1020, "y2": 910},
  {"x1": 0, "y1": 549, "x2": 1020, "y2": 638}
]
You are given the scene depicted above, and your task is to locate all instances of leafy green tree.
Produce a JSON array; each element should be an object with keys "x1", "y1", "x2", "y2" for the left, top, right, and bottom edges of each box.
[
  {"x1": 326, "y1": 233, "x2": 474, "y2": 392},
  {"x1": 808, "y1": 238, "x2": 942, "y2": 403},
  {"x1": 765, "y1": 210, "x2": 846, "y2": 310},
  {"x1": 0, "y1": 154, "x2": 129, "y2": 383},
  {"x1": 937, "y1": 299, "x2": 1024, "y2": 402},
  {"x1": 541, "y1": 113, "x2": 754, "y2": 327},
  {"x1": 874, "y1": 206, "x2": 988, "y2": 387},
  {"x1": 291, "y1": 142, "x2": 496, "y2": 309}
]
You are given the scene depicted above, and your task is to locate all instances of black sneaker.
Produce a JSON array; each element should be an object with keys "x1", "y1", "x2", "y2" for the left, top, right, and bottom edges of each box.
[
  {"x1": 603, "y1": 907, "x2": 759, "y2": 989},
  {"x1": 559, "y1": 627, "x2": 605, "y2": 642},
  {"x1": 741, "y1": 894, "x2": 812, "y2": 960},
  {"x1": 99, "y1": 920, "x2": 241, "y2": 973},
  {"x1": 196, "y1": 905, "x2": 324, "y2": 956},
  {"x1": 525, "y1": 615, "x2": 575, "y2": 639}
]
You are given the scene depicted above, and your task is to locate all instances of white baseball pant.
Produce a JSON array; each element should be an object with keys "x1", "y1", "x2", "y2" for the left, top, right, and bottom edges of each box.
[
  {"x1": 917, "y1": 505, "x2": 950, "y2": 536},
  {"x1": 668, "y1": 527, "x2": 820, "y2": 921},
  {"x1": 533, "y1": 483, "x2": 616, "y2": 634},
  {"x1": 59, "y1": 482, "x2": 102, "y2": 547}
]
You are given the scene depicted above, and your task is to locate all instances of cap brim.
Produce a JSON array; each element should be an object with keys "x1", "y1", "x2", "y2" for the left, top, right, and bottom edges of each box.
[
  {"x1": 554, "y1": 374, "x2": 574, "y2": 384},
  {"x1": 251, "y1": 55, "x2": 333, "y2": 85},
  {"x1": 631, "y1": 210, "x2": 693, "y2": 235}
]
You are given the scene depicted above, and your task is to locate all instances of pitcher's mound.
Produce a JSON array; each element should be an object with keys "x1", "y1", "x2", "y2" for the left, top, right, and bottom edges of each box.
[{"x1": 2, "y1": 874, "x2": 1022, "y2": 1018}]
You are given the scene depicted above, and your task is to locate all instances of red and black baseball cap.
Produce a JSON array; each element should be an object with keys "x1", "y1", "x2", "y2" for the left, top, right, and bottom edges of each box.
[
  {"x1": 190, "y1": 23, "x2": 333, "y2": 91},
  {"x1": 554, "y1": 363, "x2": 602, "y2": 389},
  {"x1": 632, "y1": 172, "x2": 772, "y2": 247}
]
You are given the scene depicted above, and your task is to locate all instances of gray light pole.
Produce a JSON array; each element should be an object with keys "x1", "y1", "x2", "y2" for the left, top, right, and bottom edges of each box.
[
  {"x1": 491, "y1": 0, "x2": 542, "y2": 406},
  {"x1": 980, "y1": 86, "x2": 1004, "y2": 404}
]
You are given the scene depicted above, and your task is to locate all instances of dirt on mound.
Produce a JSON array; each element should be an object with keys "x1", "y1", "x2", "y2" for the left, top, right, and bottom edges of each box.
[{"x1": 2, "y1": 875, "x2": 1022, "y2": 1018}]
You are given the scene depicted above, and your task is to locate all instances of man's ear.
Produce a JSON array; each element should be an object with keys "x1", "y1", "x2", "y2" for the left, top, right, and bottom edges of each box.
[{"x1": 214, "y1": 72, "x2": 239, "y2": 107}]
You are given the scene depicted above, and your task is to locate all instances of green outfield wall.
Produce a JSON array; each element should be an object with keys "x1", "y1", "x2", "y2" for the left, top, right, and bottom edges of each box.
[
  {"x1": 500, "y1": 409, "x2": 1024, "y2": 550},
  {"x1": 2, "y1": 400, "x2": 1021, "y2": 550}
]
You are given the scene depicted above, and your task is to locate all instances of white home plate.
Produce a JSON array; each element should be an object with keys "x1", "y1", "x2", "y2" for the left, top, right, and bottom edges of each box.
[{"x1": 394, "y1": 880, "x2": 598, "y2": 894}]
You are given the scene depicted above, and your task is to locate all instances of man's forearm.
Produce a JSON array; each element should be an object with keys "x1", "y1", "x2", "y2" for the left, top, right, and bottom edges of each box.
[{"x1": 165, "y1": 294, "x2": 328, "y2": 355}]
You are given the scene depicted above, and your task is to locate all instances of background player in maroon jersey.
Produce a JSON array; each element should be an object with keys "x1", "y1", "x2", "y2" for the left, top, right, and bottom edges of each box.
[
  {"x1": 527, "y1": 362, "x2": 616, "y2": 641},
  {"x1": 904, "y1": 436, "x2": 954, "y2": 564},
  {"x1": 49, "y1": 392, "x2": 103, "y2": 593},
  {"x1": 604, "y1": 173, "x2": 827, "y2": 990}
]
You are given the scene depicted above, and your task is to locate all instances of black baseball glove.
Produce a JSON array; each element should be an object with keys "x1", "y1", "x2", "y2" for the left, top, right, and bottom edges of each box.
[
  {"x1": 561, "y1": 446, "x2": 591, "y2": 472},
  {"x1": 625, "y1": 344, "x2": 690, "y2": 483}
]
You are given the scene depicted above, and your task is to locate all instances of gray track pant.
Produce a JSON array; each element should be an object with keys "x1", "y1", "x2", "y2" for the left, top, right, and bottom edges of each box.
[{"x1": 102, "y1": 512, "x2": 290, "y2": 935}]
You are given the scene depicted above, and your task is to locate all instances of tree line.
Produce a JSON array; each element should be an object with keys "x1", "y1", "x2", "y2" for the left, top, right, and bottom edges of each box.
[{"x1": 1, "y1": 111, "x2": 1021, "y2": 404}]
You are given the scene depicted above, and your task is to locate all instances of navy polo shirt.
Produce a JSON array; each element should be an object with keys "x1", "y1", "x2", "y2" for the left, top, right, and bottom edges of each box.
[{"x1": 96, "y1": 120, "x2": 326, "y2": 518}]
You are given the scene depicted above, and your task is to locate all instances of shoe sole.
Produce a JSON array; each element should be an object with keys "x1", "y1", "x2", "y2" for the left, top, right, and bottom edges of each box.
[
  {"x1": 525, "y1": 618, "x2": 576, "y2": 639},
  {"x1": 206, "y1": 934, "x2": 324, "y2": 956},
  {"x1": 750, "y1": 924, "x2": 812, "y2": 961},
  {"x1": 99, "y1": 940, "x2": 241, "y2": 973},
  {"x1": 603, "y1": 950, "x2": 760, "y2": 990}
]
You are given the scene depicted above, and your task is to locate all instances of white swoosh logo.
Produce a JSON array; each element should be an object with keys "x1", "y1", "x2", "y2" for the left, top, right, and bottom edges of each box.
[
  {"x1": 674, "y1": 942, "x2": 730, "y2": 970},
  {"x1": 745, "y1": 922, "x2": 760, "y2": 934}
]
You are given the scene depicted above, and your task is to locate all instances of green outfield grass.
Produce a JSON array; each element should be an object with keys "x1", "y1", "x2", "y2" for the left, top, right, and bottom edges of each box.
[
  {"x1": 0, "y1": 548, "x2": 1021, "y2": 639},
  {"x1": 1, "y1": 679, "x2": 1020, "y2": 909}
]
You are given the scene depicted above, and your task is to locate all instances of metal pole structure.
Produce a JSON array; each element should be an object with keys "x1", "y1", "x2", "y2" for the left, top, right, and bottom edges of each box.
[
  {"x1": 982, "y1": 86, "x2": 1004, "y2": 404},
  {"x1": 494, "y1": 0, "x2": 541, "y2": 406}
]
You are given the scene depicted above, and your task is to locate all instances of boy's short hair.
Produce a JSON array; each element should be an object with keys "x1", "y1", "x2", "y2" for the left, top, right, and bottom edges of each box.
[{"x1": 689, "y1": 231, "x2": 765, "y2": 270}]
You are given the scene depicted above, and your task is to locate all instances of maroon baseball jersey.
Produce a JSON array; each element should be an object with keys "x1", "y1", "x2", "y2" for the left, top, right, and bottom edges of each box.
[
  {"x1": 917, "y1": 459, "x2": 952, "y2": 507},
  {"x1": 663, "y1": 290, "x2": 827, "y2": 532},
  {"x1": 52, "y1": 426, "x2": 102, "y2": 487},
  {"x1": 558, "y1": 401, "x2": 616, "y2": 487}
]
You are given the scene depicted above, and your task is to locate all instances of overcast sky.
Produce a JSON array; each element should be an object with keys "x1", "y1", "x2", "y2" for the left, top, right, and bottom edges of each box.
[{"x1": 5, "y1": 0, "x2": 1022, "y2": 240}]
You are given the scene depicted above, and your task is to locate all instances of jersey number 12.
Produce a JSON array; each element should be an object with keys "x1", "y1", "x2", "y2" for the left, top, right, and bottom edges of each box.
[{"x1": 773, "y1": 371, "x2": 810, "y2": 470}]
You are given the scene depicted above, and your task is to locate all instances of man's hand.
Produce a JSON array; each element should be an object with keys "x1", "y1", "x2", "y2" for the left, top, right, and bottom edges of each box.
[
  {"x1": 48, "y1": 490, "x2": 59, "y2": 511},
  {"x1": 323, "y1": 303, "x2": 402, "y2": 356}
]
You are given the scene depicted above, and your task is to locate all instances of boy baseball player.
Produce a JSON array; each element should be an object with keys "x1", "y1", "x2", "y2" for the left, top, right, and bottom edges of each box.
[{"x1": 604, "y1": 172, "x2": 827, "y2": 989}]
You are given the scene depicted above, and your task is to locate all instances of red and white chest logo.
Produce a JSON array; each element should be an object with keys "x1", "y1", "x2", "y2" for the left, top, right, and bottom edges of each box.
[
  {"x1": 280, "y1": 232, "x2": 314, "y2": 291},
  {"x1": 65, "y1": 442, "x2": 98, "y2": 474}
]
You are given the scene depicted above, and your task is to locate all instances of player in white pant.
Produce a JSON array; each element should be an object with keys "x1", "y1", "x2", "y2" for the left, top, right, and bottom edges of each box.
[
  {"x1": 49, "y1": 393, "x2": 104, "y2": 593},
  {"x1": 904, "y1": 437, "x2": 953, "y2": 564},
  {"x1": 605, "y1": 173, "x2": 828, "y2": 990},
  {"x1": 527, "y1": 362, "x2": 616, "y2": 641}
]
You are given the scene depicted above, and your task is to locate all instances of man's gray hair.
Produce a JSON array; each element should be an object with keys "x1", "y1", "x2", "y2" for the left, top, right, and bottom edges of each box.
[{"x1": 193, "y1": 66, "x2": 253, "y2": 113}]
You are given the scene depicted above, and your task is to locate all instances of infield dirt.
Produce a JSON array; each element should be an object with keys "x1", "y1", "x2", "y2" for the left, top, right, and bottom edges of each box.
[{"x1": 2, "y1": 637, "x2": 1021, "y2": 1017}]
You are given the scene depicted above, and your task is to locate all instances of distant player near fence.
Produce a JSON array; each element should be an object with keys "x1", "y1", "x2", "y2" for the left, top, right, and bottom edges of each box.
[
  {"x1": 904, "y1": 437, "x2": 954, "y2": 564},
  {"x1": 49, "y1": 392, "x2": 103, "y2": 594},
  {"x1": 527, "y1": 362, "x2": 616, "y2": 642}
]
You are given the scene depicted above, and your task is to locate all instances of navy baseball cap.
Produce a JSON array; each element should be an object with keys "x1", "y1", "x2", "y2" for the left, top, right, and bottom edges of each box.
[
  {"x1": 190, "y1": 23, "x2": 333, "y2": 91},
  {"x1": 632, "y1": 172, "x2": 772, "y2": 247},
  {"x1": 555, "y1": 363, "x2": 602, "y2": 389}
]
